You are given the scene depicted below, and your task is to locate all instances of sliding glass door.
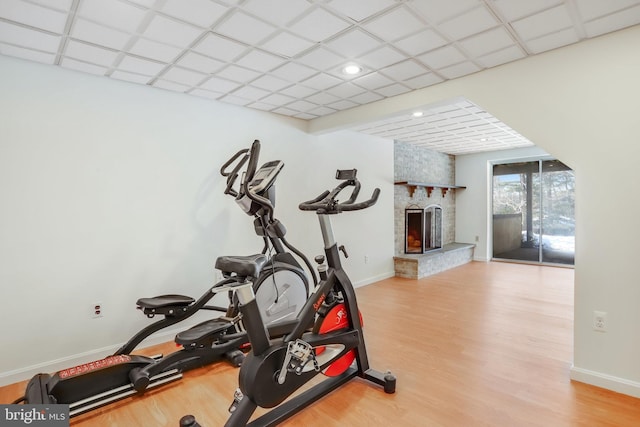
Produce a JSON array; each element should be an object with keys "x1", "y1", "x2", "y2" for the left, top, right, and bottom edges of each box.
[{"x1": 492, "y1": 159, "x2": 574, "y2": 266}]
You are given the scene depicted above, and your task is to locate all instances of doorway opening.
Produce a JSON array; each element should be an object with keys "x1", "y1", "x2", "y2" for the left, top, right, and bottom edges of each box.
[{"x1": 492, "y1": 159, "x2": 575, "y2": 266}]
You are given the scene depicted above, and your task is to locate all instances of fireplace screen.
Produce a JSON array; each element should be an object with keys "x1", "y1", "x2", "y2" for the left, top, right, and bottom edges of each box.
[{"x1": 405, "y1": 205, "x2": 443, "y2": 254}]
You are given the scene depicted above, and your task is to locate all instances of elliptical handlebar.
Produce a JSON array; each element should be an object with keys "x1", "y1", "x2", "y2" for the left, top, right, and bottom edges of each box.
[
  {"x1": 220, "y1": 140, "x2": 261, "y2": 199},
  {"x1": 299, "y1": 169, "x2": 380, "y2": 214}
]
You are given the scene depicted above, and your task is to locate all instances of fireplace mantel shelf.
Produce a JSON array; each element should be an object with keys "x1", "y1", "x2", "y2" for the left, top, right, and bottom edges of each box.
[{"x1": 395, "y1": 181, "x2": 466, "y2": 197}]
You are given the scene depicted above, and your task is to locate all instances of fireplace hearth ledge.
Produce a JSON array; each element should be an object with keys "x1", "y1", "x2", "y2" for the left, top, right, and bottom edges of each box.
[{"x1": 393, "y1": 243, "x2": 475, "y2": 279}]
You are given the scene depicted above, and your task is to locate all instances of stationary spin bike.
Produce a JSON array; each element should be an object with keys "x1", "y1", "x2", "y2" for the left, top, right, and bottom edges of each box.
[
  {"x1": 181, "y1": 169, "x2": 396, "y2": 427},
  {"x1": 15, "y1": 140, "x2": 312, "y2": 418}
]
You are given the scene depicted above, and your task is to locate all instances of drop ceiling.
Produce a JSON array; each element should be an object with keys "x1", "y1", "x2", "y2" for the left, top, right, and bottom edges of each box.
[{"x1": 1, "y1": 0, "x2": 639, "y2": 155}]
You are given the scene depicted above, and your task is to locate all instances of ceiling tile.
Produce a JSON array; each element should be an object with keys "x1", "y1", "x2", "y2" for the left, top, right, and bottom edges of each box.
[
  {"x1": 0, "y1": 20, "x2": 60, "y2": 52},
  {"x1": 324, "y1": 28, "x2": 381, "y2": 57},
  {"x1": 190, "y1": 88, "x2": 223, "y2": 100},
  {"x1": 242, "y1": 0, "x2": 310, "y2": 26},
  {"x1": 259, "y1": 31, "x2": 315, "y2": 58},
  {"x1": 215, "y1": 64, "x2": 262, "y2": 82},
  {"x1": 358, "y1": 45, "x2": 407, "y2": 69},
  {"x1": 28, "y1": 0, "x2": 73, "y2": 10},
  {"x1": 352, "y1": 72, "x2": 394, "y2": 90},
  {"x1": 71, "y1": 18, "x2": 131, "y2": 50},
  {"x1": 160, "y1": 0, "x2": 228, "y2": 28},
  {"x1": 327, "y1": 0, "x2": 396, "y2": 22},
  {"x1": 176, "y1": 51, "x2": 225, "y2": 73},
  {"x1": 192, "y1": 33, "x2": 247, "y2": 61},
  {"x1": 0, "y1": 42, "x2": 55, "y2": 63},
  {"x1": 161, "y1": 66, "x2": 207, "y2": 86},
  {"x1": 142, "y1": 14, "x2": 203, "y2": 46},
  {"x1": 0, "y1": 0, "x2": 68, "y2": 33},
  {"x1": 249, "y1": 74, "x2": 291, "y2": 91},
  {"x1": 60, "y1": 57, "x2": 107, "y2": 75},
  {"x1": 235, "y1": 49, "x2": 286, "y2": 71},
  {"x1": 458, "y1": 26, "x2": 515, "y2": 57},
  {"x1": 325, "y1": 82, "x2": 367, "y2": 98},
  {"x1": 219, "y1": 94, "x2": 252, "y2": 106},
  {"x1": 350, "y1": 91, "x2": 384, "y2": 104},
  {"x1": 305, "y1": 91, "x2": 340, "y2": 105},
  {"x1": 300, "y1": 72, "x2": 343, "y2": 90},
  {"x1": 64, "y1": 40, "x2": 119, "y2": 67},
  {"x1": 394, "y1": 29, "x2": 448, "y2": 56},
  {"x1": 362, "y1": 6, "x2": 425, "y2": 41},
  {"x1": 77, "y1": 0, "x2": 147, "y2": 33},
  {"x1": 403, "y1": 72, "x2": 443, "y2": 89},
  {"x1": 328, "y1": 99, "x2": 359, "y2": 110},
  {"x1": 296, "y1": 46, "x2": 346, "y2": 70},
  {"x1": 375, "y1": 83, "x2": 411, "y2": 97},
  {"x1": 272, "y1": 106, "x2": 299, "y2": 116},
  {"x1": 524, "y1": 27, "x2": 579, "y2": 54},
  {"x1": 476, "y1": 45, "x2": 525, "y2": 68},
  {"x1": 409, "y1": 0, "x2": 480, "y2": 24},
  {"x1": 511, "y1": 4, "x2": 573, "y2": 41},
  {"x1": 379, "y1": 60, "x2": 429, "y2": 81},
  {"x1": 489, "y1": 0, "x2": 562, "y2": 21},
  {"x1": 152, "y1": 79, "x2": 190, "y2": 92},
  {"x1": 307, "y1": 106, "x2": 336, "y2": 116},
  {"x1": 287, "y1": 99, "x2": 319, "y2": 112},
  {"x1": 260, "y1": 93, "x2": 296, "y2": 106},
  {"x1": 438, "y1": 61, "x2": 481, "y2": 79},
  {"x1": 438, "y1": 5, "x2": 499, "y2": 40},
  {"x1": 198, "y1": 75, "x2": 241, "y2": 93},
  {"x1": 129, "y1": 37, "x2": 183, "y2": 62},
  {"x1": 216, "y1": 11, "x2": 277, "y2": 45},
  {"x1": 573, "y1": 0, "x2": 640, "y2": 22},
  {"x1": 288, "y1": 7, "x2": 350, "y2": 42},
  {"x1": 279, "y1": 84, "x2": 317, "y2": 98},
  {"x1": 110, "y1": 70, "x2": 151, "y2": 84},
  {"x1": 271, "y1": 62, "x2": 318, "y2": 82},
  {"x1": 248, "y1": 101, "x2": 277, "y2": 111},
  {"x1": 582, "y1": 5, "x2": 640, "y2": 37},
  {"x1": 417, "y1": 45, "x2": 465, "y2": 69},
  {"x1": 231, "y1": 85, "x2": 271, "y2": 100}
]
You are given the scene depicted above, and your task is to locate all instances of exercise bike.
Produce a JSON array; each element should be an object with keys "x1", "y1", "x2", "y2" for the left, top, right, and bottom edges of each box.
[
  {"x1": 181, "y1": 169, "x2": 396, "y2": 427},
  {"x1": 15, "y1": 140, "x2": 313, "y2": 418}
]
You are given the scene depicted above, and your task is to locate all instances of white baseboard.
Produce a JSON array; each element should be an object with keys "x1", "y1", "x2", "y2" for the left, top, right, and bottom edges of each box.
[
  {"x1": 0, "y1": 323, "x2": 200, "y2": 388},
  {"x1": 354, "y1": 271, "x2": 395, "y2": 288},
  {"x1": 570, "y1": 365, "x2": 640, "y2": 398}
]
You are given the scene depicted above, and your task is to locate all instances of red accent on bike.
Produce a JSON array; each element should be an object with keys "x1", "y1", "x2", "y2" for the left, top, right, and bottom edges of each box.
[{"x1": 316, "y1": 303, "x2": 363, "y2": 377}]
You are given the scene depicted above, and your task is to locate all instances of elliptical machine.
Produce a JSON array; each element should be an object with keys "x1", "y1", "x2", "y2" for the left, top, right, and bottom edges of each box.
[
  {"x1": 15, "y1": 140, "x2": 313, "y2": 418},
  {"x1": 181, "y1": 168, "x2": 396, "y2": 427}
]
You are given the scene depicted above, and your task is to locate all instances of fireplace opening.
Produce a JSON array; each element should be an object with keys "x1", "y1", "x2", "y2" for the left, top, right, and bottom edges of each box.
[{"x1": 405, "y1": 205, "x2": 443, "y2": 254}]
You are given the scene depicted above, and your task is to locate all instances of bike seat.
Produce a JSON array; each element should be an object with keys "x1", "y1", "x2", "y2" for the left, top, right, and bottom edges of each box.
[
  {"x1": 136, "y1": 294, "x2": 195, "y2": 309},
  {"x1": 215, "y1": 254, "x2": 267, "y2": 279}
]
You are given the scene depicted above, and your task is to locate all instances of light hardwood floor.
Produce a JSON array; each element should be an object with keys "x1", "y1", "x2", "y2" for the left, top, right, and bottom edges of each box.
[{"x1": 2, "y1": 261, "x2": 640, "y2": 426}]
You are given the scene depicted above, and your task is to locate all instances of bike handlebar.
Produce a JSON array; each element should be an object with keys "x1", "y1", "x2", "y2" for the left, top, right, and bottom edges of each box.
[{"x1": 298, "y1": 169, "x2": 380, "y2": 214}]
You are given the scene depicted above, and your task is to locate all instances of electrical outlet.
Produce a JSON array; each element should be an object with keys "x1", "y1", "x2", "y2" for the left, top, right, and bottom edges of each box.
[
  {"x1": 475, "y1": 235, "x2": 479, "y2": 242},
  {"x1": 92, "y1": 302, "x2": 103, "y2": 319},
  {"x1": 364, "y1": 255, "x2": 369, "y2": 264},
  {"x1": 593, "y1": 311, "x2": 607, "y2": 332}
]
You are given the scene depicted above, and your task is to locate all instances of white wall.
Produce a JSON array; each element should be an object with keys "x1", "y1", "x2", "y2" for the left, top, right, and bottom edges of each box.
[
  {"x1": 311, "y1": 26, "x2": 640, "y2": 398},
  {"x1": 0, "y1": 55, "x2": 394, "y2": 385},
  {"x1": 455, "y1": 146, "x2": 550, "y2": 261}
]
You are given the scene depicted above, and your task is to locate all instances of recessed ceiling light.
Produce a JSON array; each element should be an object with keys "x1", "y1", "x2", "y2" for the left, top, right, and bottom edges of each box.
[
  {"x1": 480, "y1": 138, "x2": 488, "y2": 142},
  {"x1": 412, "y1": 111, "x2": 424, "y2": 117},
  {"x1": 342, "y1": 64, "x2": 362, "y2": 75}
]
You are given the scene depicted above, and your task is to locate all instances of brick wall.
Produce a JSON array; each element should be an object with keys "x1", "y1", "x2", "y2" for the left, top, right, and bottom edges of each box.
[{"x1": 394, "y1": 142, "x2": 456, "y2": 255}]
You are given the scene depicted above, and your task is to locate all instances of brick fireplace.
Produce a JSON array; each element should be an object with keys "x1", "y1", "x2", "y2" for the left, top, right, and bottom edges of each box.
[{"x1": 394, "y1": 142, "x2": 474, "y2": 279}]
